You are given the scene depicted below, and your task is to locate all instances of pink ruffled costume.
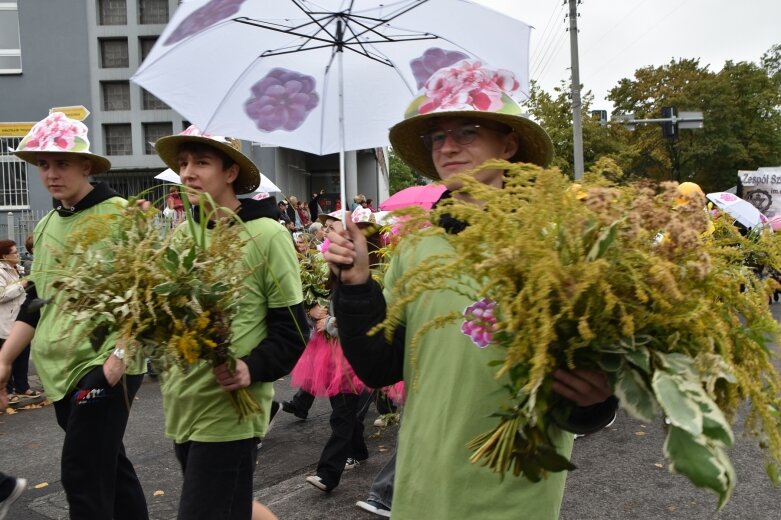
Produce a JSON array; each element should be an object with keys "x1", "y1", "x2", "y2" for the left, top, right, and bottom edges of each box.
[{"x1": 290, "y1": 330, "x2": 366, "y2": 397}]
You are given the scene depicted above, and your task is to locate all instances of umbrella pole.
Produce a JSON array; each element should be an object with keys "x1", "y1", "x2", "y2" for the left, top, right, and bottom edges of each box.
[{"x1": 337, "y1": 21, "x2": 348, "y2": 223}]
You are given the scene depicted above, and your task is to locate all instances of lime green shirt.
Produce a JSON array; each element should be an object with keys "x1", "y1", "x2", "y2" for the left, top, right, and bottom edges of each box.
[
  {"x1": 31, "y1": 197, "x2": 145, "y2": 402},
  {"x1": 161, "y1": 217, "x2": 303, "y2": 443},
  {"x1": 385, "y1": 234, "x2": 574, "y2": 520}
]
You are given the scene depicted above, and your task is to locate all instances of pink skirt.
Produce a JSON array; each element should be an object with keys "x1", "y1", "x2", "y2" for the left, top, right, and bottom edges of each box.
[
  {"x1": 290, "y1": 330, "x2": 367, "y2": 397},
  {"x1": 381, "y1": 381, "x2": 406, "y2": 405}
]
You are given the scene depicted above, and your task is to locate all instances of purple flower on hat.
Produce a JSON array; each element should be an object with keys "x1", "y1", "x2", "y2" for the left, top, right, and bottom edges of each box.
[
  {"x1": 410, "y1": 48, "x2": 469, "y2": 89},
  {"x1": 20, "y1": 112, "x2": 88, "y2": 152},
  {"x1": 244, "y1": 68, "x2": 319, "y2": 132},
  {"x1": 165, "y1": 0, "x2": 245, "y2": 45},
  {"x1": 418, "y1": 59, "x2": 520, "y2": 115},
  {"x1": 461, "y1": 298, "x2": 497, "y2": 349}
]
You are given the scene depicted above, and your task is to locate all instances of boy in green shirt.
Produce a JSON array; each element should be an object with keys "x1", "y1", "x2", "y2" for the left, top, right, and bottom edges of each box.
[
  {"x1": 324, "y1": 61, "x2": 617, "y2": 519},
  {"x1": 0, "y1": 112, "x2": 148, "y2": 519},
  {"x1": 154, "y1": 126, "x2": 307, "y2": 520}
]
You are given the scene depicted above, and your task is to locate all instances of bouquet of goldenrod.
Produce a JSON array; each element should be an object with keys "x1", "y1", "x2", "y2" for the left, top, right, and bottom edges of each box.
[
  {"x1": 375, "y1": 159, "x2": 781, "y2": 507},
  {"x1": 52, "y1": 194, "x2": 261, "y2": 420}
]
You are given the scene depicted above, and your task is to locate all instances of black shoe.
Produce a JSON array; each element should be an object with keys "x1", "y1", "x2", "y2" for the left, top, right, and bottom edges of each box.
[{"x1": 281, "y1": 400, "x2": 308, "y2": 420}]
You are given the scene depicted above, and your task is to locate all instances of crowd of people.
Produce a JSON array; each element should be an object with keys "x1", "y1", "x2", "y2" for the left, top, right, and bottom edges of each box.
[{"x1": 0, "y1": 60, "x2": 617, "y2": 520}]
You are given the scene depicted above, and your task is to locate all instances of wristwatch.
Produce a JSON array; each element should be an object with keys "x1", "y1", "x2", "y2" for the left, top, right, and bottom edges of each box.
[{"x1": 112, "y1": 348, "x2": 126, "y2": 361}]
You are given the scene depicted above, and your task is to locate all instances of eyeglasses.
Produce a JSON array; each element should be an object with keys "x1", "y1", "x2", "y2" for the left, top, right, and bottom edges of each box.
[{"x1": 420, "y1": 123, "x2": 509, "y2": 151}]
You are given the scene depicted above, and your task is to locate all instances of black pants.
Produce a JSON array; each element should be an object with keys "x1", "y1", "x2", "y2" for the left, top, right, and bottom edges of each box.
[
  {"x1": 174, "y1": 438, "x2": 258, "y2": 520},
  {"x1": 0, "y1": 471, "x2": 14, "y2": 500},
  {"x1": 316, "y1": 391, "x2": 373, "y2": 489},
  {"x1": 53, "y1": 368, "x2": 148, "y2": 520},
  {"x1": 291, "y1": 388, "x2": 315, "y2": 412}
]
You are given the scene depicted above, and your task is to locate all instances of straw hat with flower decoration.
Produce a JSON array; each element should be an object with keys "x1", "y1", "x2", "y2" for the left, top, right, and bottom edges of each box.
[
  {"x1": 14, "y1": 112, "x2": 112, "y2": 174},
  {"x1": 317, "y1": 207, "x2": 377, "y2": 227},
  {"x1": 155, "y1": 125, "x2": 260, "y2": 195},
  {"x1": 389, "y1": 59, "x2": 554, "y2": 180}
]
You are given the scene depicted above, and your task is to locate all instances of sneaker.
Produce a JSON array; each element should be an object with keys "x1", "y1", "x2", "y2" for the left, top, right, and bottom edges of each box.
[
  {"x1": 356, "y1": 499, "x2": 391, "y2": 518},
  {"x1": 281, "y1": 400, "x2": 308, "y2": 420},
  {"x1": 0, "y1": 477, "x2": 27, "y2": 520},
  {"x1": 305, "y1": 475, "x2": 332, "y2": 493},
  {"x1": 344, "y1": 457, "x2": 362, "y2": 470}
]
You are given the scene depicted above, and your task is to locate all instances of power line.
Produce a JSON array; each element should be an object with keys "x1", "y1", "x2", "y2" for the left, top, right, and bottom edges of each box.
[
  {"x1": 534, "y1": 28, "x2": 568, "y2": 84},
  {"x1": 532, "y1": 8, "x2": 569, "y2": 79},
  {"x1": 530, "y1": 0, "x2": 567, "y2": 69},
  {"x1": 581, "y1": 0, "x2": 650, "y2": 55}
]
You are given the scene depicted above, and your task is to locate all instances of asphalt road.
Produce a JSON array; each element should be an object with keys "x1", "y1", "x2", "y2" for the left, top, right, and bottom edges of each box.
[{"x1": 3, "y1": 306, "x2": 781, "y2": 519}]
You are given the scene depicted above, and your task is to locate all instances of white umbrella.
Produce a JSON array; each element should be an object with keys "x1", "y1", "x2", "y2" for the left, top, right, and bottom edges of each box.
[
  {"x1": 154, "y1": 168, "x2": 282, "y2": 194},
  {"x1": 706, "y1": 192, "x2": 769, "y2": 229},
  {"x1": 132, "y1": 0, "x2": 532, "y2": 216}
]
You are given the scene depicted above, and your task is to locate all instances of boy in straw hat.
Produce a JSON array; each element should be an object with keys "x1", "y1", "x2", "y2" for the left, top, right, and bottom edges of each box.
[
  {"x1": 154, "y1": 126, "x2": 307, "y2": 520},
  {"x1": 0, "y1": 111, "x2": 149, "y2": 519},
  {"x1": 324, "y1": 60, "x2": 617, "y2": 519}
]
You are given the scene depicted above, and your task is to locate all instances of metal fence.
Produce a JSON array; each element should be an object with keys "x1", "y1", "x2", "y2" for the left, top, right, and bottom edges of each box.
[{"x1": 1, "y1": 209, "x2": 48, "y2": 248}]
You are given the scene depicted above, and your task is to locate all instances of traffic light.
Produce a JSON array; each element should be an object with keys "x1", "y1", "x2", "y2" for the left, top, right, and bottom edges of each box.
[{"x1": 661, "y1": 106, "x2": 678, "y2": 139}]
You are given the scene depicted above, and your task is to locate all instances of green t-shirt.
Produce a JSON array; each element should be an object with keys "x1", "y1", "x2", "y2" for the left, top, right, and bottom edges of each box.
[
  {"x1": 385, "y1": 234, "x2": 574, "y2": 520},
  {"x1": 31, "y1": 197, "x2": 145, "y2": 402},
  {"x1": 161, "y1": 217, "x2": 303, "y2": 443}
]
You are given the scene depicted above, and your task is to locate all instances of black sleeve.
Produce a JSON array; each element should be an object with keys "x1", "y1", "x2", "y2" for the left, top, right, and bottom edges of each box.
[
  {"x1": 332, "y1": 279, "x2": 405, "y2": 387},
  {"x1": 308, "y1": 194, "x2": 320, "y2": 217},
  {"x1": 557, "y1": 395, "x2": 619, "y2": 435},
  {"x1": 16, "y1": 282, "x2": 40, "y2": 328},
  {"x1": 240, "y1": 303, "x2": 309, "y2": 383}
]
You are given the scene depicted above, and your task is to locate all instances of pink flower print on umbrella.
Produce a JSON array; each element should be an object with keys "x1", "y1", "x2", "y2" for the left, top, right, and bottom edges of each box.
[
  {"x1": 165, "y1": 0, "x2": 245, "y2": 45},
  {"x1": 461, "y1": 298, "x2": 497, "y2": 349},
  {"x1": 244, "y1": 68, "x2": 320, "y2": 132},
  {"x1": 410, "y1": 47, "x2": 469, "y2": 89},
  {"x1": 19, "y1": 112, "x2": 88, "y2": 153},
  {"x1": 418, "y1": 59, "x2": 520, "y2": 115}
]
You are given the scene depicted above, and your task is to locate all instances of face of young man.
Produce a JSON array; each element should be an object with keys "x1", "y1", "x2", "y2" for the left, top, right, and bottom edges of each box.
[
  {"x1": 176, "y1": 149, "x2": 239, "y2": 207},
  {"x1": 36, "y1": 152, "x2": 93, "y2": 208},
  {"x1": 427, "y1": 117, "x2": 519, "y2": 189}
]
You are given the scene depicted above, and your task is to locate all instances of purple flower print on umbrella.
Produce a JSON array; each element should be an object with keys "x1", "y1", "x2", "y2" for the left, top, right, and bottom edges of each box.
[
  {"x1": 244, "y1": 68, "x2": 320, "y2": 132},
  {"x1": 165, "y1": 0, "x2": 245, "y2": 45},
  {"x1": 410, "y1": 47, "x2": 469, "y2": 89},
  {"x1": 461, "y1": 298, "x2": 498, "y2": 349}
]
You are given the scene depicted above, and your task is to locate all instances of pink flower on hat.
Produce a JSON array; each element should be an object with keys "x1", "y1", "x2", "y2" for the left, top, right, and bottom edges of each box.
[
  {"x1": 418, "y1": 59, "x2": 520, "y2": 115},
  {"x1": 181, "y1": 125, "x2": 212, "y2": 137},
  {"x1": 351, "y1": 206, "x2": 375, "y2": 224},
  {"x1": 21, "y1": 112, "x2": 87, "y2": 152}
]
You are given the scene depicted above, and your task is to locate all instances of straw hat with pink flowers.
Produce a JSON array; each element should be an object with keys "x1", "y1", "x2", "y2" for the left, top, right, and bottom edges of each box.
[
  {"x1": 155, "y1": 125, "x2": 260, "y2": 195},
  {"x1": 14, "y1": 112, "x2": 112, "y2": 174},
  {"x1": 317, "y1": 207, "x2": 377, "y2": 227},
  {"x1": 389, "y1": 59, "x2": 554, "y2": 180}
]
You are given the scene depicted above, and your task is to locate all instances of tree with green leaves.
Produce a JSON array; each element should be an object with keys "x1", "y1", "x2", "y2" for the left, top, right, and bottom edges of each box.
[
  {"x1": 608, "y1": 54, "x2": 781, "y2": 191},
  {"x1": 388, "y1": 148, "x2": 426, "y2": 195}
]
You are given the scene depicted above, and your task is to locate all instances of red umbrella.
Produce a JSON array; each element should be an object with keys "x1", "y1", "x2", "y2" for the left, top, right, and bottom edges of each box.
[{"x1": 379, "y1": 184, "x2": 447, "y2": 211}]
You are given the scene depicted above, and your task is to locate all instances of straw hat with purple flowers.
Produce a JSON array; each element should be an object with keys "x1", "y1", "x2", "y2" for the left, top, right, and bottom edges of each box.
[
  {"x1": 389, "y1": 59, "x2": 554, "y2": 180},
  {"x1": 14, "y1": 112, "x2": 112, "y2": 174}
]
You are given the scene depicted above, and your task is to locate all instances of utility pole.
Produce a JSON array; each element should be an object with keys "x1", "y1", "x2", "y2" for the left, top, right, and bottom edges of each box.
[{"x1": 568, "y1": 0, "x2": 584, "y2": 180}]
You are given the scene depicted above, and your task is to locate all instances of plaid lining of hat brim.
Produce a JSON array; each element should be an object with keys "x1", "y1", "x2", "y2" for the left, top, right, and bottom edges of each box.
[
  {"x1": 154, "y1": 134, "x2": 260, "y2": 195},
  {"x1": 388, "y1": 110, "x2": 554, "y2": 180},
  {"x1": 14, "y1": 150, "x2": 112, "y2": 175}
]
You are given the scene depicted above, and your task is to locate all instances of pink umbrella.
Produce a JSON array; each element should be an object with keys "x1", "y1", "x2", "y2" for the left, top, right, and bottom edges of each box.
[{"x1": 379, "y1": 184, "x2": 447, "y2": 211}]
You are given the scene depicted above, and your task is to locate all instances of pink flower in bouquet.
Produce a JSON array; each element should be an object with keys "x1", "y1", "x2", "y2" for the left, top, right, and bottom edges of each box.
[
  {"x1": 461, "y1": 298, "x2": 497, "y2": 349},
  {"x1": 419, "y1": 59, "x2": 520, "y2": 115},
  {"x1": 320, "y1": 238, "x2": 331, "y2": 254}
]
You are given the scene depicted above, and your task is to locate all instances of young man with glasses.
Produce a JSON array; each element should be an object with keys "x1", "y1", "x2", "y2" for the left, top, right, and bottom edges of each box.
[{"x1": 323, "y1": 61, "x2": 616, "y2": 519}]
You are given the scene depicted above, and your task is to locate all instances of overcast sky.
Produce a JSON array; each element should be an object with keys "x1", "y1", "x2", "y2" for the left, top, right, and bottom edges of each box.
[{"x1": 473, "y1": 0, "x2": 780, "y2": 114}]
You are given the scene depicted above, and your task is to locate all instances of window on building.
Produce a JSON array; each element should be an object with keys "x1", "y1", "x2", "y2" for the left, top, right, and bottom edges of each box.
[
  {"x1": 142, "y1": 88, "x2": 168, "y2": 110},
  {"x1": 138, "y1": 0, "x2": 168, "y2": 24},
  {"x1": 102, "y1": 81, "x2": 131, "y2": 111},
  {"x1": 139, "y1": 36, "x2": 158, "y2": 62},
  {"x1": 0, "y1": 138, "x2": 28, "y2": 209},
  {"x1": 104, "y1": 124, "x2": 133, "y2": 156},
  {"x1": 143, "y1": 122, "x2": 173, "y2": 154},
  {"x1": 99, "y1": 38, "x2": 129, "y2": 68},
  {"x1": 97, "y1": 0, "x2": 127, "y2": 25},
  {"x1": 0, "y1": 2, "x2": 22, "y2": 74}
]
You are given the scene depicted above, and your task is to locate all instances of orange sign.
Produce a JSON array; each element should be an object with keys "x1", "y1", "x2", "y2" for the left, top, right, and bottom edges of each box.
[{"x1": 49, "y1": 105, "x2": 90, "y2": 121}]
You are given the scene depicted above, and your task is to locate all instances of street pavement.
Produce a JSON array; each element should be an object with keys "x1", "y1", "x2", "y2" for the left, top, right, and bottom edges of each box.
[{"x1": 2, "y1": 306, "x2": 781, "y2": 519}]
